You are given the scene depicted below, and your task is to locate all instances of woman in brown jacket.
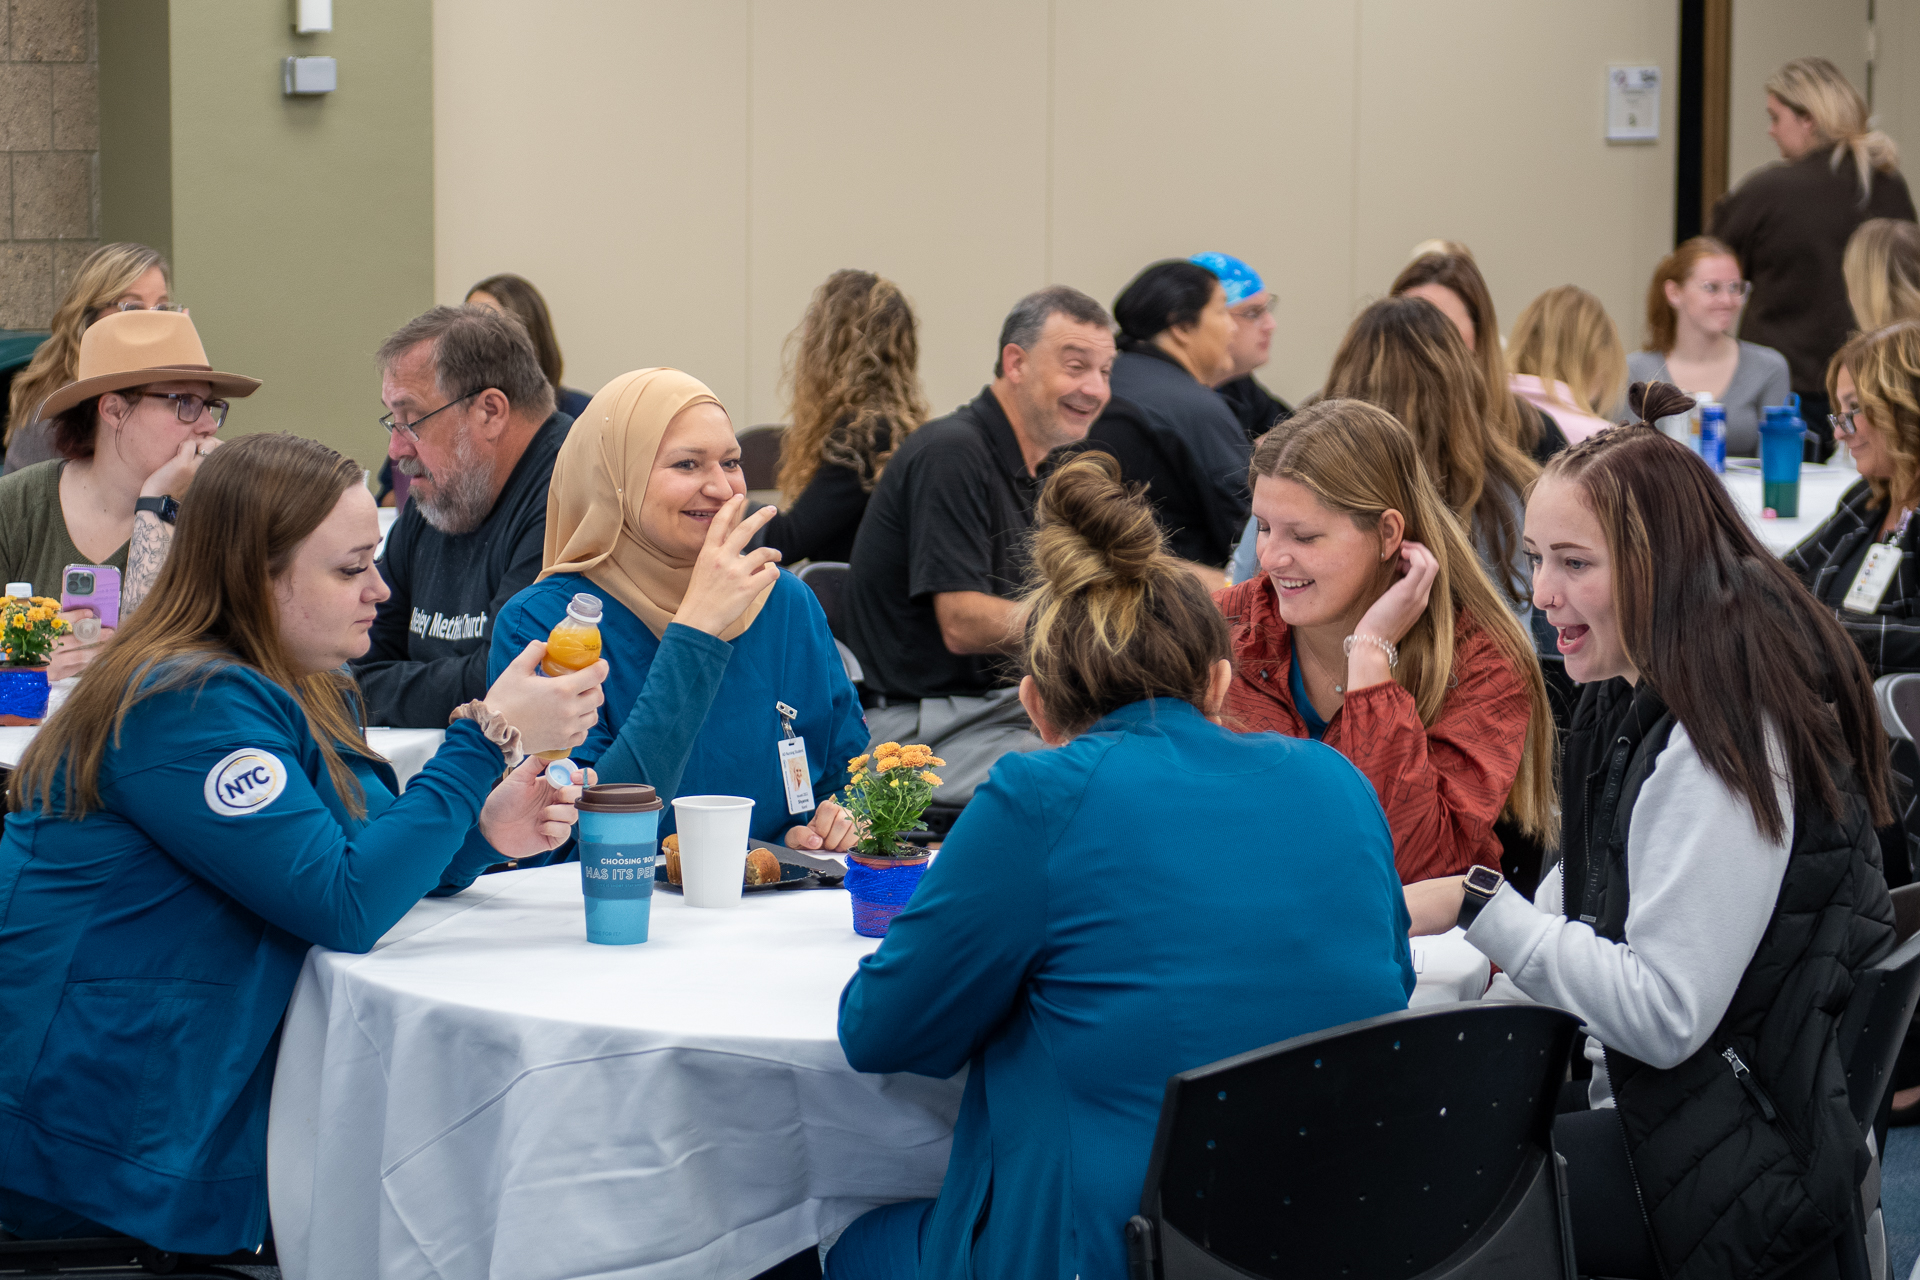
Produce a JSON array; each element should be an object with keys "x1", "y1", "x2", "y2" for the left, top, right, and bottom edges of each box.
[{"x1": 1712, "y1": 56, "x2": 1915, "y2": 455}]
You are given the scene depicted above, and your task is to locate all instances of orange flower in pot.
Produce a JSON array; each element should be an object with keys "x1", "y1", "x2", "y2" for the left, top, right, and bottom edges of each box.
[{"x1": 838, "y1": 742, "x2": 945, "y2": 937}]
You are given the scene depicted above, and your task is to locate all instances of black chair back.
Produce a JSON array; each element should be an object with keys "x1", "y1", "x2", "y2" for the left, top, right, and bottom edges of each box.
[
  {"x1": 1892, "y1": 882, "x2": 1920, "y2": 947},
  {"x1": 796, "y1": 561, "x2": 851, "y2": 641},
  {"x1": 1129, "y1": 1002, "x2": 1581, "y2": 1280},
  {"x1": 738, "y1": 423, "x2": 786, "y2": 493},
  {"x1": 1837, "y1": 930, "x2": 1920, "y2": 1131}
]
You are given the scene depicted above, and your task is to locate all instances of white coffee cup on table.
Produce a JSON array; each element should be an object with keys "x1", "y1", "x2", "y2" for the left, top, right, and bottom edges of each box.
[{"x1": 672, "y1": 795, "x2": 755, "y2": 908}]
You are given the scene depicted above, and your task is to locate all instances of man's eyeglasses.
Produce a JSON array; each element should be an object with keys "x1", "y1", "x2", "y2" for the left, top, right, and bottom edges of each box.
[
  {"x1": 380, "y1": 389, "x2": 486, "y2": 442},
  {"x1": 132, "y1": 391, "x2": 229, "y2": 429},
  {"x1": 1230, "y1": 296, "x2": 1279, "y2": 322},
  {"x1": 1692, "y1": 280, "x2": 1751, "y2": 299},
  {"x1": 85, "y1": 300, "x2": 188, "y2": 327},
  {"x1": 1830, "y1": 410, "x2": 1861, "y2": 437}
]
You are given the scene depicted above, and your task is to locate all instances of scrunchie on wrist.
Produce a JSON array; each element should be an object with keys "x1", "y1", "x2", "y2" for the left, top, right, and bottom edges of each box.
[{"x1": 448, "y1": 699, "x2": 526, "y2": 768}]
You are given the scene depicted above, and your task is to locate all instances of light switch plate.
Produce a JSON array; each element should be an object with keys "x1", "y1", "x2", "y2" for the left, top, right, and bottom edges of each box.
[{"x1": 283, "y1": 56, "x2": 337, "y2": 95}]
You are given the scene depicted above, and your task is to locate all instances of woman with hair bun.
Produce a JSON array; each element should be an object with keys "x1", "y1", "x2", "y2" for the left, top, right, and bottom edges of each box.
[
  {"x1": 1410, "y1": 382, "x2": 1896, "y2": 1279},
  {"x1": 1712, "y1": 56, "x2": 1915, "y2": 449},
  {"x1": 1088, "y1": 258, "x2": 1251, "y2": 575},
  {"x1": 1218, "y1": 398, "x2": 1557, "y2": 882},
  {"x1": 829, "y1": 451, "x2": 1415, "y2": 1280}
]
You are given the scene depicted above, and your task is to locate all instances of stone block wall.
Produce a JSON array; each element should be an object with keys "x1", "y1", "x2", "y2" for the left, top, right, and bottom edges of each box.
[{"x1": 0, "y1": 0, "x2": 97, "y2": 330}]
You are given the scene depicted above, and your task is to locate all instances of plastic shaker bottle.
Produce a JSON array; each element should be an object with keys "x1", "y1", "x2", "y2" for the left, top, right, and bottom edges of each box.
[
  {"x1": 536, "y1": 592, "x2": 603, "y2": 762},
  {"x1": 576, "y1": 783, "x2": 664, "y2": 944},
  {"x1": 1758, "y1": 401, "x2": 1807, "y2": 518}
]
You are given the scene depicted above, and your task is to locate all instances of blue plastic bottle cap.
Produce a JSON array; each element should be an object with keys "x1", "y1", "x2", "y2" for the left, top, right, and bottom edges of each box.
[{"x1": 545, "y1": 759, "x2": 577, "y2": 787}]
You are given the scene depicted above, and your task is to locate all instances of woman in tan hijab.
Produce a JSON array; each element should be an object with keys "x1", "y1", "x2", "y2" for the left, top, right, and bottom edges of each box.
[{"x1": 489, "y1": 367, "x2": 867, "y2": 851}]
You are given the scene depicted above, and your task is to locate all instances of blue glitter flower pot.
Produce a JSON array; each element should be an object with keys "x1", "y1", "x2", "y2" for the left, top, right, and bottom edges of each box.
[
  {"x1": 0, "y1": 666, "x2": 50, "y2": 724},
  {"x1": 845, "y1": 852, "x2": 932, "y2": 938}
]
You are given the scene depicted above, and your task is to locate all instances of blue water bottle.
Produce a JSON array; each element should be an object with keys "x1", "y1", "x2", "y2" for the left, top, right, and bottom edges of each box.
[
  {"x1": 1698, "y1": 402, "x2": 1726, "y2": 474},
  {"x1": 1757, "y1": 400, "x2": 1806, "y2": 518}
]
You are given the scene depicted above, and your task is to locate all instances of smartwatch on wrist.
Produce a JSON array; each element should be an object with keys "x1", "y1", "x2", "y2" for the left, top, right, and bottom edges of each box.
[
  {"x1": 1456, "y1": 865, "x2": 1504, "y2": 929},
  {"x1": 135, "y1": 495, "x2": 179, "y2": 525}
]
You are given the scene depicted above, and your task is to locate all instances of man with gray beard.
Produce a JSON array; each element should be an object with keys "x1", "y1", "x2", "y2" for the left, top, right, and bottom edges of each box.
[{"x1": 351, "y1": 305, "x2": 574, "y2": 727}]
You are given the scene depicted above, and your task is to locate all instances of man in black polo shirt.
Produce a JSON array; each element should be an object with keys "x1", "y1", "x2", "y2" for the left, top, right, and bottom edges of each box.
[
  {"x1": 844, "y1": 286, "x2": 1116, "y2": 804},
  {"x1": 351, "y1": 305, "x2": 574, "y2": 727}
]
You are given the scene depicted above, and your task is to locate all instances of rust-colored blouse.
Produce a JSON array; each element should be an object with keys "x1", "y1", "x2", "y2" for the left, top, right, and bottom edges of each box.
[{"x1": 1215, "y1": 577, "x2": 1530, "y2": 882}]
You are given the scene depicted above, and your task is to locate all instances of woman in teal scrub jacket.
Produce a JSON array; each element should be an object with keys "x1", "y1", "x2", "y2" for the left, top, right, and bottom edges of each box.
[
  {"x1": 491, "y1": 367, "x2": 869, "y2": 851},
  {"x1": 827, "y1": 452, "x2": 1416, "y2": 1280},
  {"x1": 0, "y1": 433, "x2": 606, "y2": 1253}
]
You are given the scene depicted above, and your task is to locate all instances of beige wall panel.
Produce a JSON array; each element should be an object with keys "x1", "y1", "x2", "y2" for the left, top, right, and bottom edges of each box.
[
  {"x1": 1873, "y1": 0, "x2": 1920, "y2": 174},
  {"x1": 433, "y1": 0, "x2": 749, "y2": 418},
  {"x1": 1353, "y1": 0, "x2": 1675, "y2": 372},
  {"x1": 167, "y1": 1, "x2": 434, "y2": 469},
  {"x1": 1048, "y1": 0, "x2": 1358, "y2": 406},
  {"x1": 1728, "y1": 0, "x2": 1868, "y2": 189},
  {"x1": 745, "y1": 2, "x2": 1048, "y2": 425}
]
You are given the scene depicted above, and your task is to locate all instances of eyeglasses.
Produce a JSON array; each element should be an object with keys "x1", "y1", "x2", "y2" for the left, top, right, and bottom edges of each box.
[
  {"x1": 1830, "y1": 410, "x2": 1861, "y2": 437},
  {"x1": 85, "y1": 300, "x2": 187, "y2": 327},
  {"x1": 1692, "y1": 280, "x2": 1751, "y2": 299},
  {"x1": 379, "y1": 389, "x2": 485, "y2": 442},
  {"x1": 132, "y1": 391, "x2": 229, "y2": 429},
  {"x1": 1230, "y1": 296, "x2": 1279, "y2": 321}
]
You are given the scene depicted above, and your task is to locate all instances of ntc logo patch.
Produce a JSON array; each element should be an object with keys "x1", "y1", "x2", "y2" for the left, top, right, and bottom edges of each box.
[{"x1": 203, "y1": 749, "x2": 288, "y2": 817}]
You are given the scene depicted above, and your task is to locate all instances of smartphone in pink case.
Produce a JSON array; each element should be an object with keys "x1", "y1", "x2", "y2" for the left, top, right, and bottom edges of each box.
[{"x1": 61, "y1": 564, "x2": 121, "y2": 631}]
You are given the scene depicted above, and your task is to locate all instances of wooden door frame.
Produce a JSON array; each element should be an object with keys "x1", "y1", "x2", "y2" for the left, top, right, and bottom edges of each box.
[{"x1": 1676, "y1": 0, "x2": 1732, "y2": 243}]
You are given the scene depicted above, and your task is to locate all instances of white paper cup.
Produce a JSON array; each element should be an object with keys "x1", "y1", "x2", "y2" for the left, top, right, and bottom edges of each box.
[{"x1": 673, "y1": 795, "x2": 755, "y2": 907}]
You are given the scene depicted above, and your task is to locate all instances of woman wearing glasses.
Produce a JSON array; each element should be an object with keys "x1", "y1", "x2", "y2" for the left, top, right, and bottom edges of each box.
[
  {"x1": 0, "y1": 310, "x2": 256, "y2": 678},
  {"x1": 4, "y1": 243, "x2": 181, "y2": 476},
  {"x1": 1627, "y1": 237, "x2": 1791, "y2": 457}
]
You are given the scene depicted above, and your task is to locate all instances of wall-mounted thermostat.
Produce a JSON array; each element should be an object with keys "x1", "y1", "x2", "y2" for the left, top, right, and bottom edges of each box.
[
  {"x1": 283, "y1": 56, "x2": 337, "y2": 95},
  {"x1": 1607, "y1": 65, "x2": 1660, "y2": 142}
]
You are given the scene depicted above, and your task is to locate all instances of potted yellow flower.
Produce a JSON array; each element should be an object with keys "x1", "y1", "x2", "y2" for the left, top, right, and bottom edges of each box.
[
  {"x1": 838, "y1": 742, "x2": 944, "y2": 937},
  {"x1": 0, "y1": 595, "x2": 72, "y2": 725}
]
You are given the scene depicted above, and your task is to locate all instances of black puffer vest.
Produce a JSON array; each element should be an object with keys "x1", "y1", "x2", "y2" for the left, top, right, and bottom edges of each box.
[{"x1": 1559, "y1": 679, "x2": 1895, "y2": 1280}]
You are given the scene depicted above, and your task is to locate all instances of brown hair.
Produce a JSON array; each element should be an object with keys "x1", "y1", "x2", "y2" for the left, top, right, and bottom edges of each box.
[
  {"x1": 467, "y1": 273, "x2": 567, "y2": 390},
  {"x1": 377, "y1": 304, "x2": 556, "y2": 422},
  {"x1": 777, "y1": 269, "x2": 930, "y2": 499},
  {"x1": 1644, "y1": 236, "x2": 1740, "y2": 353},
  {"x1": 1251, "y1": 400, "x2": 1558, "y2": 842},
  {"x1": 1389, "y1": 250, "x2": 1534, "y2": 453},
  {"x1": 6, "y1": 242, "x2": 170, "y2": 454},
  {"x1": 1828, "y1": 321, "x2": 1920, "y2": 511},
  {"x1": 1844, "y1": 219, "x2": 1920, "y2": 330},
  {"x1": 1508, "y1": 286, "x2": 1628, "y2": 418},
  {"x1": 1324, "y1": 295, "x2": 1540, "y2": 606},
  {"x1": 1767, "y1": 57, "x2": 1899, "y2": 204},
  {"x1": 9, "y1": 434, "x2": 383, "y2": 820},
  {"x1": 1021, "y1": 451, "x2": 1230, "y2": 736},
  {"x1": 1542, "y1": 383, "x2": 1892, "y2": 838}
]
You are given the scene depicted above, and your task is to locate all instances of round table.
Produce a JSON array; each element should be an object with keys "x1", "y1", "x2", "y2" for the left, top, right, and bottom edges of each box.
[
  {"x1": 1718, "y1": 458, "x2": 1857, "y2": 556},
  {"x1": 268, "y1": 863, "x2": 1489, "y2": 1280}
]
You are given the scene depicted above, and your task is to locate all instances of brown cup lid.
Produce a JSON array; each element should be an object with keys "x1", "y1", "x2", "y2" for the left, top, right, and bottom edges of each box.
[{"x1": 577, "y1": 783, "x2": 664, "y2": 812}]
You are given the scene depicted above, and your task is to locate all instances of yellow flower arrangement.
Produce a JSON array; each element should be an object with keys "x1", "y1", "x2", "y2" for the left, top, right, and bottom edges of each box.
[
  {"x1": 840, "y1": 741, "x2": 942, "y2": 857},
  {"x1": 1, "y1": 596, "x2": 71, "y2": 668}
]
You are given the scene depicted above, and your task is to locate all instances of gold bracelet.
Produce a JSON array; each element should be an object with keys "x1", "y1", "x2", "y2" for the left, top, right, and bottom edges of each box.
[{"x1": 448, "y1": 700, "x2": 525, "y2": 768}]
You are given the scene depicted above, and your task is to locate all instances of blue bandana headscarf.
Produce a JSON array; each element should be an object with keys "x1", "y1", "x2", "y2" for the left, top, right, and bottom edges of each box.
[{"x1": 1190, "y1": 252, "x2": 1265, "y2": 306}]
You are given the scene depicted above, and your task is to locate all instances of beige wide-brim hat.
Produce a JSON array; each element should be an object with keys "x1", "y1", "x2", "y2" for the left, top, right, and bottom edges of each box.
[{"x1": 36, "y1": 309, "x2": 262, "y2": 420}]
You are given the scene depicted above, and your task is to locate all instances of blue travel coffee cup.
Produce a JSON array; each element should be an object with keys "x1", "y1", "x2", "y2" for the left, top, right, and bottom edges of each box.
[{"x1": 576, "y1": 783, "x2": 664, "y2": 945}]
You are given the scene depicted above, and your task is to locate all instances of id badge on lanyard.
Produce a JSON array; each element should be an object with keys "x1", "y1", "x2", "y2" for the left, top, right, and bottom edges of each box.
[
  {"x1": 775, "y1": 701, "x2": 816, "y2": 816},
  {"x1": 1844, "y1": 509, "x2": 1913, "y2": 615}
]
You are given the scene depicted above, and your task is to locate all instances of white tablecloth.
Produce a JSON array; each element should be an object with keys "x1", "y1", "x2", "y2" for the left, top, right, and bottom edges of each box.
[
  {"x1": 1719, "y1": 459, "x2": 1857, "y2": 555},
  {"x1": 0, "y1": 725, "x2": 444, "y2": 790},
  {"x1": 268, "y1": 864, "x2": 1489, "y2": 1280}
]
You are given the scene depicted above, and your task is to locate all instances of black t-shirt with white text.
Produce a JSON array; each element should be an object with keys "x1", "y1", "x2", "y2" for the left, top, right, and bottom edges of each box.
[{"x1": 351, "y1": 411, "x2": 571, "y2": 726}]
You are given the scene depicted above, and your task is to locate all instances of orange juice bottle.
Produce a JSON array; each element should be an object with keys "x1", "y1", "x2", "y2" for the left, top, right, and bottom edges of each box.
[{"x1": 535, "y1": 593, "x2": 604, "y2": 761}]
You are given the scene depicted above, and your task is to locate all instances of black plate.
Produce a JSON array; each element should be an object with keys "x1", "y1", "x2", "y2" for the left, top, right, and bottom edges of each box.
[{"x1": 654, "y1": 857, "x2": 838, "y2": 893}]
